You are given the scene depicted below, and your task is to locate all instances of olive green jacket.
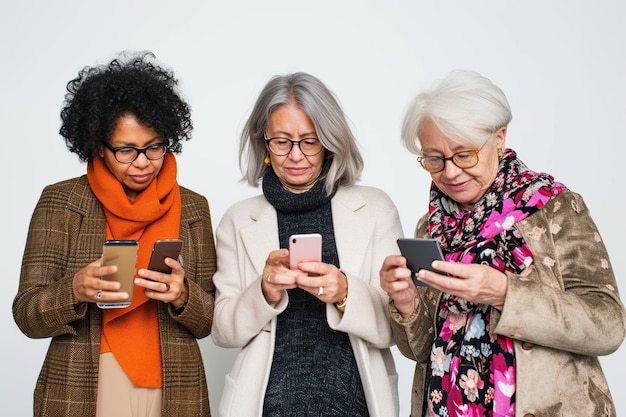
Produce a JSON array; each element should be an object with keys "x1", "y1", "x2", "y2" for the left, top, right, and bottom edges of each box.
[
  {"x1": 13, "y1": 175, "x2": 216, "y2": 417},
  {"x1": 390, "y1": 190, "x2": 625, "y2": 417}
]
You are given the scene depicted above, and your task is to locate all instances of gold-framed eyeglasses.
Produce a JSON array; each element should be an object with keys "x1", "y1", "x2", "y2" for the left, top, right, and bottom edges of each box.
[
  {"x1": 104, "y1": 142, "x2": 168, "y2": 164},
  {"x1": 417, "y1": 147, "x2": 482, "y2": 173},
  {"x1": 264, "y1": 135, "x2": 324, "y2": 156}
]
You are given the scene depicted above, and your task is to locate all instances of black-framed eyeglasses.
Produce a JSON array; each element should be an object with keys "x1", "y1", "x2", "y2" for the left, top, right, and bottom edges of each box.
[
  {"x1": 104, "y1": 142, "x2": 168, "y2": 164},
  {"x1": 264, "y1": 136, "x2": 324, "y2": 156},
  {"x1": 417, "y1": 146, "x2": 483, "y2": 173}
]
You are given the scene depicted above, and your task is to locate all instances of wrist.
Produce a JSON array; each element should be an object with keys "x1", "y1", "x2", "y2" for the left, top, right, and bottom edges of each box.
[
  {"x1": 335, "y1": 270, "x2": 348, "y2": 312},
  {"x1": 335, "y1": 295, "x2": 347, "y2": 312},
  {"x1": 172, "y1": 302, "x2": 187, "y2": 315},
  {"x1": 396, "y1": 301, "x2": 415, "y2": 318}
]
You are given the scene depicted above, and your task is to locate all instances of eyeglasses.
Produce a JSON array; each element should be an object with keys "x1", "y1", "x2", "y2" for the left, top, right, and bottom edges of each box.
[
  {"x1": 265, "y1": 136, "x2": 324, "y2": 156},
  {"x1": 417, "y1": 148, "x2": 481, "y2": 173},
  {"x1": 104, "y1": 142, "x2": 168, "y2": 164}
]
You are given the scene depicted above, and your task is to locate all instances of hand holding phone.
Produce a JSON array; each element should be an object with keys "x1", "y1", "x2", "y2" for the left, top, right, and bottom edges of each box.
[
  {"x1": 289, "y1": 233, "x2": 322, "y2": 270},
  {"x1": 148, "y1": 239, "x2": 183, "y2": 274},
  {"x1": 99, "y1": 240, "x2": 138, "y2": 308},
  {"x1": 396, "y1": 238, "x2": 446, "y2": 287}
]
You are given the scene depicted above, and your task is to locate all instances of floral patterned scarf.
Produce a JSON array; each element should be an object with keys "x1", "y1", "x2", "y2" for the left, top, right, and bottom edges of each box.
[{"x1": 426, "y1": 149, "x2": 566, "y2": 417}]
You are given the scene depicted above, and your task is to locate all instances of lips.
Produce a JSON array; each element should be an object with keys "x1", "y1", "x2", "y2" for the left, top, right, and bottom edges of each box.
[
  {"x1": 130, "y1": 174, "x2": 153, "y2": 184},
  {"x1": 285, "y1": 167, "x2": 309, "y2": 175},
  {"x1": 446, "y1": 180, "x2": 469, "y2": 190}
]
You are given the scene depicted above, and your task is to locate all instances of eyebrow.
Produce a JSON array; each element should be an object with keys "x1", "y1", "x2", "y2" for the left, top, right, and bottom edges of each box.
[
  {"x1": 421, "y1": 144, "x2": 474, "y2": 155},
  {"x1": 268, "y1": 130, "x2": 318, "y2": 138},
  {"x1": 110, "y1": 135, "x2": 164, "y2": 147}
]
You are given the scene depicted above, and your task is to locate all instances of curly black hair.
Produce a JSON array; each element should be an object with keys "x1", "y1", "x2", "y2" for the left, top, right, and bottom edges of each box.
[{"x1": 59, "y1": 51, "x2": 193, "y2": 162}]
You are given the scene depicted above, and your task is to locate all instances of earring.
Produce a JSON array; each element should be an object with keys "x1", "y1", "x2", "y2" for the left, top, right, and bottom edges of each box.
[
  {"x1": 498, "y1": 149, "x2": 503, "y2": 160},
  {"x1": 264, "y1": 156, "x2": 271, "y2": 166}
]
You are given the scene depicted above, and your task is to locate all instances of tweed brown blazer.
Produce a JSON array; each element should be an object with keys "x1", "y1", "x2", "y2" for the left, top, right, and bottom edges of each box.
[{"x1": 13, "y1": 175, "x2": 216, "y2": 417}]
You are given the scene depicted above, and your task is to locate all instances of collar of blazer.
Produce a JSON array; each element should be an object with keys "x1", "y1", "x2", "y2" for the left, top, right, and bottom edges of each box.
[{"x1": 239, "y1": 186, "x2": 372, "y2": 278}]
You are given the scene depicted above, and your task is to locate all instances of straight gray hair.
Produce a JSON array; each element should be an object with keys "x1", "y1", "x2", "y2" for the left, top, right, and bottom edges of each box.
[
  {"x1": 239, "y1": 72, "x2": 363, "y2": 195},
  {"x1": 401, "y1": 70, "x2": 512, "y2": 155}
]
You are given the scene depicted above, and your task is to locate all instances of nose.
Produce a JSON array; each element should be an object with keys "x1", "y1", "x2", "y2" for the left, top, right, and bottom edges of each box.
[
  {"x1": 132, "y1": 150, "x2": 151, "y2": 167},
  {"x1": 440, "y1": 158, "x2": 463, "y2": 178},
  {"x1": 287, "y1": 143, "x2": 305, "y2": 161}
]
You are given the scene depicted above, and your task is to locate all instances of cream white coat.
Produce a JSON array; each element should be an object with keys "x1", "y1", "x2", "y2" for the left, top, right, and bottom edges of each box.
[{"x1": 211, "y1": 185, "x2": 403, "y2": 417}]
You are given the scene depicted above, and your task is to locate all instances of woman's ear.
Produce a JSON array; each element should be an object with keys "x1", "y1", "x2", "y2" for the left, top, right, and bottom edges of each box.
[{"x1": 495, "y1": 126, "x2": 507, "y2": 149}]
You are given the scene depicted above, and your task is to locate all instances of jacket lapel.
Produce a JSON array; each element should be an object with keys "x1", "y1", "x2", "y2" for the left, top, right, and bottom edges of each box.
[
  {"x1": 237, "y1": 188, "x2": 374, "y2": 278},
  {"x1": 332, "y1": 187, "x2": 374, "y2": 274},
  {"x1": 239, "y1": 200, "x2": 280, "y2": 278}
]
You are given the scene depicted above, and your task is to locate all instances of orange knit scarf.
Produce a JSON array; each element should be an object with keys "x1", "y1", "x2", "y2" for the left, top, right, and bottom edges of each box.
[{"x1": 87, "y1": 152, "x2": 181, "y2": 388}]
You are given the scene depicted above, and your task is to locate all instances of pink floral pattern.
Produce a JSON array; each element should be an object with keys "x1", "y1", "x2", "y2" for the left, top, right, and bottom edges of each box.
[{"x1": 426, "y1": 149, "x2": 566, "y2": 416}]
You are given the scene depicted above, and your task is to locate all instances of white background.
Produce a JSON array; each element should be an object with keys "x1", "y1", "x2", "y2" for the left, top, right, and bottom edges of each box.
[{"x1": 1, "y1": 1, "x2": 624, "y2": 415}]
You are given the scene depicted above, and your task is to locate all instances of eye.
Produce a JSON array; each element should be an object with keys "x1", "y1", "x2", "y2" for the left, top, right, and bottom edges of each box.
[
  {"x1": 117, "y1": 148, "x2": 135, "y2": 156},
  {"x1": 302, "y1": 138, "x2": 319, "y2": 146},
  {"x1": 273, "y1": 138, "x2": 290, "y2": 146},
  {"x1": 454, "y1": 152, "x2": 474, "y2": 161}
]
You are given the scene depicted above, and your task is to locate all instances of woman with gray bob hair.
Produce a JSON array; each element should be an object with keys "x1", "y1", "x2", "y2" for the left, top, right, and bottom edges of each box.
[
  {"x1": 213, "y1": 72, "x2": 402, "y2": 416},
  {"x1": 239, "y1": 72, "x2": 363, "y2": 195},
  {"x1": 401, "y1": 69, "x2": 512, "y2": 154}
]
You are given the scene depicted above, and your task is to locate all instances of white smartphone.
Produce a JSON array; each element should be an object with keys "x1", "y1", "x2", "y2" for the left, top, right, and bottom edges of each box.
[
  {"x1": 397, "y1": 238, "x2": 446, "y2": 287},
  {"x1": 148, "y1": 239, "x2": 183, "y2": 274},
  {"x1": 289, "y1": 233, "x2": 322, "y2": 270},
  {"x1": 98, "y1": 239, "x2": 138, "y2": 308}
]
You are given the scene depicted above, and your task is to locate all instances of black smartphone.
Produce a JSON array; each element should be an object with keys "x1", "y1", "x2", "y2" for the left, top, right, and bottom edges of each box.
[
  {"x1": 99, "y1": 239, "x2": 138, "y2": 308},
  {"x1": 148, "y1": 239, "x2": 183, "y2": 274},
  {"x1": 396, "y1": 238, "x2": 446, "y2": 287}
]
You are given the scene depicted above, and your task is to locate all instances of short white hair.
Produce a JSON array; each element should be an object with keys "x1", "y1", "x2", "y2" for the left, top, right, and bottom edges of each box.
[{"x1": 401, "y1": 70, "x2": 512, "y2": 155}]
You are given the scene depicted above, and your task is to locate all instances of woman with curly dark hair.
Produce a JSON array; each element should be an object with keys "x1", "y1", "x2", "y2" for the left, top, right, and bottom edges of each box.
[{"x1": 13, "y1": 51, "x2": 216, "y2": 417}]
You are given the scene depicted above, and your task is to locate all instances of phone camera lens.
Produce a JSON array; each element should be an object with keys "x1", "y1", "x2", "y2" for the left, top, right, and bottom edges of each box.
[{"x1": 292, "y1": 238, "x2": 297, "y2": 244}]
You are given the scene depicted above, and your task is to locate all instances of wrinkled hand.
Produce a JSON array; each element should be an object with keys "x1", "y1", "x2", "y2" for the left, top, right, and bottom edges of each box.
[
  {"x1": 135, "y1": 256, "x2": 188, "y2": 309},
  {"x1": 261, "y1": 249, "x2": 299, "y2": 304},
  {"x1": 379, "y1": 255, "x2": 416, "y2": 318},
  {"x1": 72, "y1": 259, "x2": 127, "y2": 304},
  {"x1": 296, "y1": 261, "x2": 347, "y2": 304},
  {"x1": 417, "y1": 260, "x2": 508, "y2": 311}
]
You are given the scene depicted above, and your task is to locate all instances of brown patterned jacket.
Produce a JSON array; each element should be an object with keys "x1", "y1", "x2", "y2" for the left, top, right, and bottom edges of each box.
[
  {"x1": 390, "y1": 190, "x2": 625, "y2": 417},
  {"x1": 13, "y1": 175, "x2": 216, "y2": 417}
]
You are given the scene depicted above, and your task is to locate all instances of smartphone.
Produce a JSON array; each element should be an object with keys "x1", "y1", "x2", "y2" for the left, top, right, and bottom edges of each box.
[
  {"x1": 289, "y1": 233, "x2": 322, "y2": 270},
  {"x1": 148, "y1": 239, "x2": 183, "y2": 274},
  {"x1": 98, "y1": 239, "x2": 138, "y2": 308},
  {"x1": 397, "y1": 238, "x2": 446, "y2": 287}
]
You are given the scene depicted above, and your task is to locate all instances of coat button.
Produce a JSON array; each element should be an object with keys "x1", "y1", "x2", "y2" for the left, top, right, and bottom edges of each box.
[
  {"x1": 523, "y1": 414, "x2": 535, "y2": 417},
  {"x1": 521, "y1": 342, "x2": 534, "y2": 350}
]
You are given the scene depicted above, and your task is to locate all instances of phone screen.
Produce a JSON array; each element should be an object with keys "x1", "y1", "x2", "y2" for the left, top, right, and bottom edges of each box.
[{"x1": 99, "y1": 239, "x2": 138, "y2": 308}]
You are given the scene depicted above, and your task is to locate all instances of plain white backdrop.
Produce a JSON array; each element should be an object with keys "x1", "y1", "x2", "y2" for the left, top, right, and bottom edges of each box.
[{"x1": 1, "y1": 1, "x2": 624, "y2": 415}]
